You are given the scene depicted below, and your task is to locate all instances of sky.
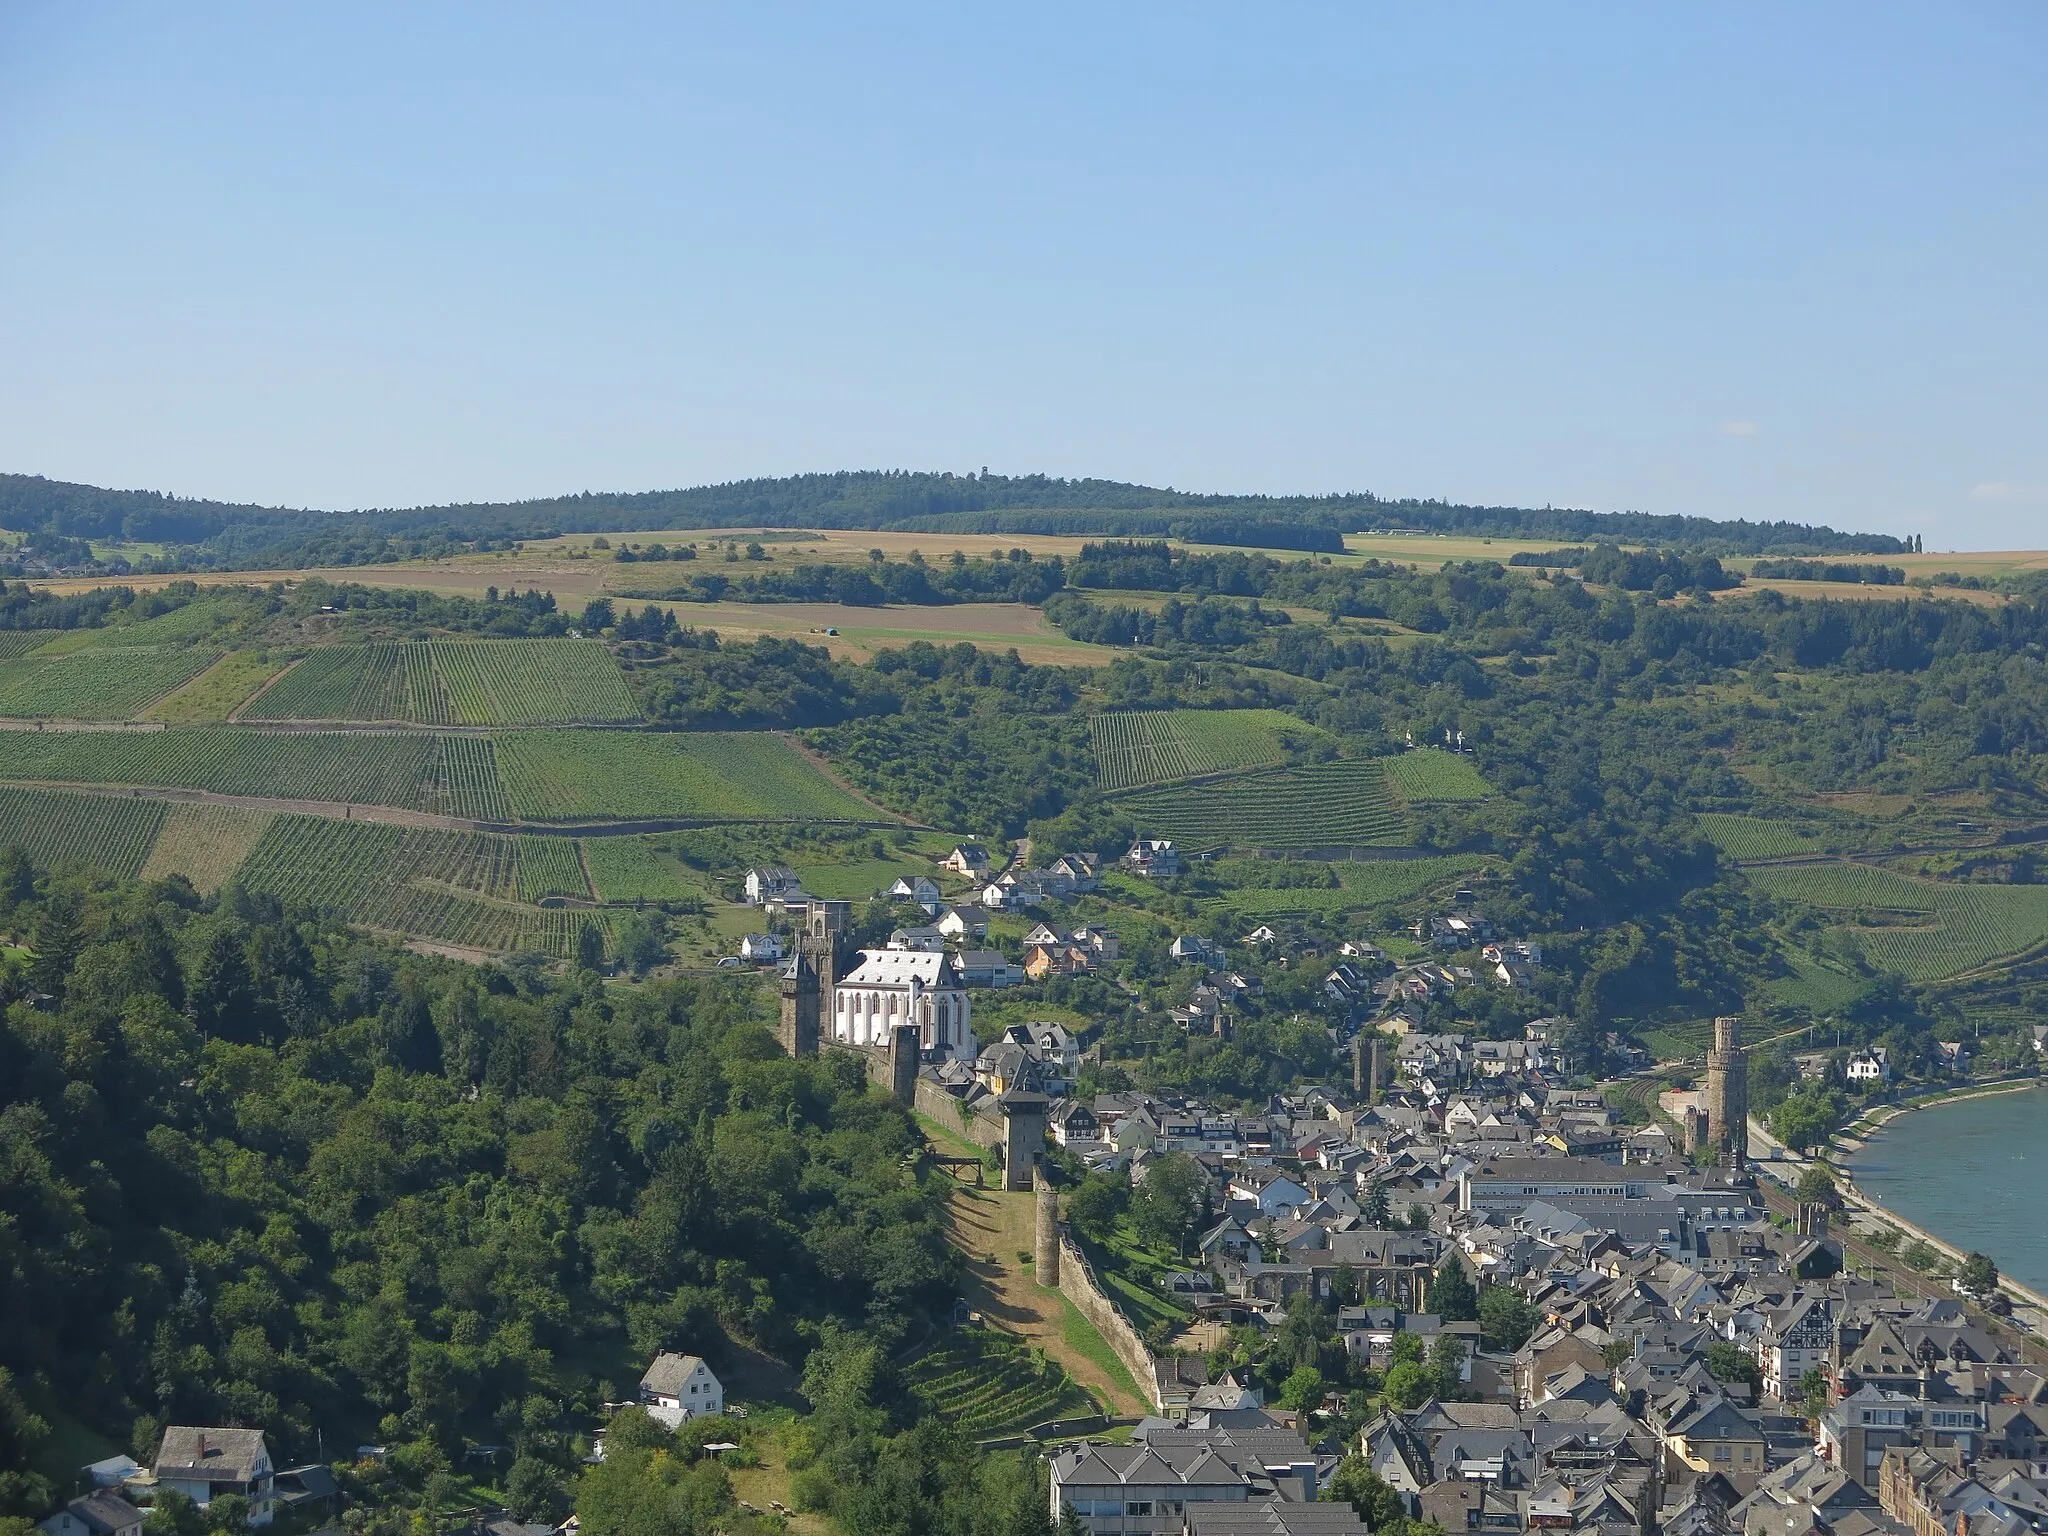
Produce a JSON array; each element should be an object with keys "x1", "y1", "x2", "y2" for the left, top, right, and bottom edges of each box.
[{"x1": 0, "y1": 4, "x2": 2043, "y2": 547}]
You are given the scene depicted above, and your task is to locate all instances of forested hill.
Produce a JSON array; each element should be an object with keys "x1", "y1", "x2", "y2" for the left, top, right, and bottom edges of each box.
[{"x1": 0, "y1": 469, "x2": 1908, "y2": 571}]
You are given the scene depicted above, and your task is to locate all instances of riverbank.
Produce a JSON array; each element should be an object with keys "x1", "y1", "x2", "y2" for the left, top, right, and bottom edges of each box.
[
  {"x1": 1832, "y1": 1080, "x2": 2048, "y2": 1321},
  {"x1": 1833, "y1": 1073, "x2": 2042, "y2": 1153}
]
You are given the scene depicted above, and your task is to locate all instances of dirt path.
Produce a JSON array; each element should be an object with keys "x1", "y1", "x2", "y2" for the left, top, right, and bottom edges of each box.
[{"x1": 916, "y1": 1115, "x2": 1147, "y2": 1417}]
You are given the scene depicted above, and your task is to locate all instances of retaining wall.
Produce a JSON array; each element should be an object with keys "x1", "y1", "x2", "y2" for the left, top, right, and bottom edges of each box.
[
  {"x1": 1055, "y1": 1231, "x2": 1156, "y2": 1412},
  {"x1": 913, "y1": 1077, "x2": 1004, "y2": 1148}
]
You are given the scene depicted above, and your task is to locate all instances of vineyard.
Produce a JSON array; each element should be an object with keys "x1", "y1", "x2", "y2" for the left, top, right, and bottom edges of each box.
[
  {"x1": 0, "y1": 786, "x2": 167, "y2": 877},
  {"x1": 517, "y1": 835, "x2": 590, "y2": 901},
  {"x1": 1384, "y1": 750, "x2": 1493, "y2": 802},
  {"x1": 1766, "y1": 953, "x2": 1868, "y2": 1012},
  {"x1": 0, "y1": 727, "x2": 511, "y2": 820},
  {"x1": 148, "y1": 651, "x2": 290, "y2": 722},
  {"x1": 1697, "y1": 813, "x2": 1837, "y2": 861},
  {"x1": 242, "y1": 639, "x2": 640, "y2": 725},
  {"x1": 0, "y1": 646, "x2": 220, "y2": 718},
  {"x1": 902, "y1": 1328, "x2": 1095, "y2": 1439},
  {"x1": 582, "y1": 837, "x2": 702, "y2": 903},
  {"x1": 1089, "y1": 708, "x2": 1319, "y2": 791},
  {"x1": 1113, "y1": 759, "x2": 1406, "y2": 849},
  {"x1": 1746, "y1": 861, "x2": 2048, "y2": 980},
  {"x1": 0, "y1": 632, "x2": 57, "y2": 660},
  {"x1": 140, "y1": 803, "x2": 275, "y2": 890},
  {"x1": 496, "y1": 730, "x2": 879, "y2": 823}
]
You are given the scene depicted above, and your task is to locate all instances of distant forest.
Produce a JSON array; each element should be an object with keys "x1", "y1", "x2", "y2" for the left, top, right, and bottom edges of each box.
[{"x1": 0, "y1": 469, "x2": 1910, "y2": 572}]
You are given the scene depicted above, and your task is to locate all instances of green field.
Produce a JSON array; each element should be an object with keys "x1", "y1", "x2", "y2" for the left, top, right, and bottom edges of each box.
[
  {"x1": 1698, "y1": 813, "x2": 1836, "y2": 861},
  {"x1": 241, "y1": 638, "x2": 640, "y2": 725},
  {"x1": 583, "y1": 837, "x2": 703, "y2": 903},
  {"x1": 903, "y1": 1327, "x2": 1095, "y2": 1439},
  {"x1": 1746, "y1": 861, "x2": 2048, "y2": 980},
  {"x1": 1384, "y1": 749, "x2": 1493, "y2": 802},
  {"x1": 0, "y1": 632, "x2": 58, "y2": 660},
  {"x1": 140, "y1": 803, "x2": 275, "y2": 891},
  {"x1": 516, "y1": 835, "x2": 590, "y2": 900},
  {"x1": 0, "y1": 785, "x2": 168, "y2": 877},
  {"x1": 1114, "y1": 758, "x2": 1406, "y2": 849},
  {"x1": 0, "y1": 727, "x2": 512, "y2": 820},
  {"x1": 496, "y1": 729, "x2": 882, "y2": 823},
  {"x1": 1204, "y1": 854, "x2": 1489, "y2": 916},
  {"x1": 1767, "y1": 953, "x2": 1869, "y2": 1011},
  {"x1": 1088, "y1": 708, "x2": 1323, "y2": 791},
  {"x1": 0, "y1": 647, "x2": 220, "y2": 718}
]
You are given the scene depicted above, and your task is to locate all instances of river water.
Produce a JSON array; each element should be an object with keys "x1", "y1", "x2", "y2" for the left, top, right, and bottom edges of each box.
[{"x1": 1847, "y1": 1084, "x2": 2048, "y2": 1295}]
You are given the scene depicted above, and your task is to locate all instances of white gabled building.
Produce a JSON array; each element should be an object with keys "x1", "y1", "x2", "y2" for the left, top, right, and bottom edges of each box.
[
  {"x1": 638, "y1": 1352, "x2": 724, "y2": 1426},
  {"x1": 832, "y1": 947, "x2": 978, "y2": 1061}
]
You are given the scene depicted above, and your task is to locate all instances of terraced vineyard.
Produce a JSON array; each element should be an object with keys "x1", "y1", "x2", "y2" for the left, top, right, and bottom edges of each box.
[
  {"x1": 0, "y1": 785, "x2": 167, "y2": 876},
  {"x1": 1089, "y1": 708, "x2": 1320, "y2": 791},
  {"x1": 1766, "y1": 953, "x2": 1868, "y2": 1012},
  {"x1": 0, "y1": 646, "x2": 220, "y2": 718},
  {"x1": 243, "y1": 639, "x2": 639, "y2": 724},
  {"x1": 1114, "y1": 758, "x2": 1406, "y2": 850},
  {"x1": 1384, "y1": 749, "x2": 1493, "y2": 802},
  {"x1": 236, "y1": 816, "x2": 530, "y2": 952},
  {"x1": 0, "y1": 632, "x2": 59, "y2": 660},
  {"x1": 903, "y1": 1328, "x2": 1095, "y2": 1439},
  {"x1": 1205, "y1": 855, "x2": 1489, "y2": 916},
  {"x1": 497, "y1": 730, "x2": 881, "y2": 823},
  {"x1": 1697, "y1": 813, "x2": 1836, "y2": 861},
  {"x1": 1746, "y1": 861, "x2": 2048, "y2": 980},
  {"x1": 516, "y1": 835, "x2": 590, "y2": 900},
  {"x1": 140, "y1": 803, "x2": 275, "y2": 890},
  {"x1": 583, "y1": 837, "x2": 701, "y2": 903},
  {"x1": 0, "y1": 727, "x2": 511, "y2": 820}
]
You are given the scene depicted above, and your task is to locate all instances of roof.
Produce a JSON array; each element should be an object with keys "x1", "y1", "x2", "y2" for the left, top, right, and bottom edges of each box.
[
  {"x1": 640, "y1": 1352, "x2": 714, "y2": 1395},
  {"x1": 50, "y1": 1493, "x2": 144, "y2": 1535},
  {"x1": 154, "y1": 1427, "x2": 269, "y2": 1483},
  {"x1": 838, "y1": 948, "x2": 963, "y2": 988}
]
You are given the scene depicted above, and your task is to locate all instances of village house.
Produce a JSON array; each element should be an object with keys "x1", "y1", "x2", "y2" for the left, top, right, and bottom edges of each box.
[
  {"x1": 1124, "y1": 838, "x2": 1183, "y2": 878},
  {"x1": 742, "y1": 866, "x2": 801, "y2": 905},
  {"x1": 37, "y1": 1493, "x2": 144, "y2": 1536},
  {"x1": 1848, "y1": 1049, "x2": 1892, "y2": 1085},
  {"x1": 638, "y1": 1352, "x2": 725, "y2": 1425},
  {"x1": 886, "y1": 874, "x2": 943, "y2": 910},
  {"x1": 940, "y1": 843, "x2": 990, "y2": 877},
  {"x1": 738, "y1": 932, "x2": 784, "y2": 961},
  {"x1": 934, "y1": 905, "x2": 988, "y2": 941},
  {"x1": 955, "y1": 949, "x2": 1025, "y2": 988},
  {"x1": 153, "y1": 1428, "x2": 276, "y2": 1526}
]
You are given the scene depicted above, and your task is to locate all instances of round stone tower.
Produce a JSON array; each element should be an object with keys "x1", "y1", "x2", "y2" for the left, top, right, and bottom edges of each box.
[
  {"x1": 1705, "y1": 1015, "x2": 1749, "y2": 1167},
  {"x1": 1035, "y1": 1184, "x2": 1060, "y2": 1287}
]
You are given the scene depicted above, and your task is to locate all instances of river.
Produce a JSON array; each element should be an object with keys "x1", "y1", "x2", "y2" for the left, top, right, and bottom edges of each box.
[{"x1": 1847, "y1": 1083, "x2": 2048, "y2": 1295}]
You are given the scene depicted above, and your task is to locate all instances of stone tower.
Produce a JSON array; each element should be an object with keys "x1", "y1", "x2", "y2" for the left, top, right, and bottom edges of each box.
[
  {"x1": 1035, "y1": 1185, "x2": 1060, "y2": 1286},
  {"x1": 1705, "y1": 1015, "x2": 1749, "y2": 1168},
  {"x1": 777, "y1": 950, "x2": 820, "y2": 1059},
  {"x1": 1368, "y1": 1036, "x2": 1383, "y2": 1107}
]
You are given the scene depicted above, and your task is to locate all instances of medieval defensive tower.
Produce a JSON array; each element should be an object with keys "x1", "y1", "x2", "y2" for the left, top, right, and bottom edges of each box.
[
  {"x1": 1705, "y1": 1015, "x2": 1749, "y2": 1168},
  {"x1": 777, "y1": 900, "x2": 853, "y2": 1059}
]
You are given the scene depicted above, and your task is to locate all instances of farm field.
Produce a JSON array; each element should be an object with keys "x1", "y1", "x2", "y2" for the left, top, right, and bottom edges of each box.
[
  {"x1": 1089, "y1": 708, "x2": 1324, "y2": 791},
  {"x1": 496, "y1": 729, "x2": 883, "y2": 823},
  {"x1": 0, "y1": 727, "x2": 512, "y2": 820},
  {"x1": 902, "y1": 1327, "x2": 1095, "y2": 1440},
  {"x1": 1766, "y1": 953, "x2": 1869, "y2": 1012},
  {"x1": 145, "y1": 651, "x2": 290, "y2": 721},
  {"x1": 0, "y1": 785, "x2": 167, "y2": 877},
  {"x1": 516, "y1": 835, "x2": 590, "y2": 901},
  {"x1": 1697, "y1": 812, "x2": 1838, "y2": 861},
  {"x1": 0, "y1": 646, "x2": 219, "y2": 718},
  {"x1": 1203, "y1": 856, "x2": 1489, "y2": 916},
  {"x1": 0, "y1": 632, "x2": 59, "y2": 660},
  {"x1": 1113, "y1": 758, "x2": 1406, "y2": 849},
  {"x1": 1384, "y1": 749, "x2": 1493, "y2": 802},
  {"x1": 241, "y1": 638, "x2": 640, "y2": 724},
  {"x1": 139, "y1": 803, "x2": 275, "y2": 890},
  {"x1": 582, "y1": 837, "x2": 703, "y2": 903},
  {"x1": 1745, "y1": 861, "x2": 2048, "y2": 980}
]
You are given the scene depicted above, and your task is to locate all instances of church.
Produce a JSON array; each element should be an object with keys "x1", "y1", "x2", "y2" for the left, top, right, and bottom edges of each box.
[{"x1": 832, "y1": 946, "x2": 978, "y2": 1062}]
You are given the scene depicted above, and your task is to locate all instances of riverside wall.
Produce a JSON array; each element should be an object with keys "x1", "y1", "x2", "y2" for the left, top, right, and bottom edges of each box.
[{"x1": 1055, "y1": 1231, "x2": 1156, "y2": 1414}]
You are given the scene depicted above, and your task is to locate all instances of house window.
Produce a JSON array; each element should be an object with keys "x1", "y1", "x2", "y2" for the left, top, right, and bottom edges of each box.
[{"x1": 1125, "y1": 1502, "x2": 1153, "y2": 1517}]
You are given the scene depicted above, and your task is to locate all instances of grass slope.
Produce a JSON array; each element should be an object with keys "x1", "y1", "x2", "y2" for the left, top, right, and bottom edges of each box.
[
  {"x1": 140, "y1": 803, "x2": 275, "y2": 891},
  {"x1": 1114, "y1": 758, "x2": 1406, "y2": 850},
  {"x1": 242, "y1": 639, "x2": 640, "y2": 724},
  {"x1": 496, "y1": 730, "x2": 883, "y2": 823},
  {"x1": 1089, "y1": 708, "x2": 1325, "y2": 791},
  {"x1": 1384, "y1": 749, "x2": 1493, "y2": 802}
]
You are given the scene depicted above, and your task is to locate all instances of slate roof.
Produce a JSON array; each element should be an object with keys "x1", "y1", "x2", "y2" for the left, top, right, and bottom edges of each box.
[{"x1": 154, "y1": 1427, "x2": 269, "y2": 1483}]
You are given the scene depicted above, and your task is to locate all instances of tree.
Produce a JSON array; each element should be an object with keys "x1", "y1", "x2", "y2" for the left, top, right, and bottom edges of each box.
[
  {"x1": 1383, "y1": 1360, "x2": 1432, "y2": 1410},
  {"x1": 1131, "y1": 1153, "x2": 1206, "y2": 1255},
  {"x1": 1325, "y1": 1454, "x2": 1409, "y2": 1528},
  {"x1": 1795, "y1": 1368, "x2": 1831, "y2": 1420},
  {"x1": 1704, "y1": 1341, "x2": 1762, "y2": 1394},
  {"x1": 1279, "y1": 1367, "x2": 1326, "y2": 1413},
  {"x1": 1065, "y1": 1172, "x2": 1129, "y2": 1241},
  {"x1": 1795, "y1": 1165, "x2": 1839, "y2": 1209},
  {"x1": 1362, "y1": 1181, "x2": 1391, "y2": 1228},
  {"x1": 576, "y1": 920, "x2": 607, "y2": 972},
  {"x1": 506, "y1": 1457, "x2": 568, "y2": 1524},
  {"x1": 1901, "y1": 1239, "x2": 1939, "y2": 1272},
  {"x1": 1431, "y1": 1257, "x2": 1477, "y2": 1323},
  {"x1": 1428, "y1": 1334, "x2": 1468, "y2": 1400},
  {"x1": 1478, "y1": 1287, "x2": 1539, "y2": 1352},
  {"x1": 1957, "y1": 1252, "x2": 1999, "y2": 1297}
]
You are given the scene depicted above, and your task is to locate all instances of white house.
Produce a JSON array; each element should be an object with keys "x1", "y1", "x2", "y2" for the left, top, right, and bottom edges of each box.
[
  {"x1": 638, "y1": 1352, "x2": 725, "y2": 1426},
  {"x1": 153, "y1": 1429, "x2": 275, "y2": 1527},
  {"x1": 1846, "y1": 1049, "x2": 1891, "y2": 1085},
  {"x1": 935, "y1": 906, "x2": 988, "y2": 941},
  {"x1": 887, "y1": 875, "x2": 943, "y2": 909},
  {"x1": 1124, "y1": 838, "x2": 1183, "y2": 878},
  {"x1": 1022, "y1": 922, "x2": 1063, "y2": 948},
  {"x1": 887, "y1": 926, "x2": 946, "y2": 952},
  {"x1": 38, "y1": 1493, "x2": 144, "y2": 1536},
  {"x1": 833, "y1": 948, "x2": 978, "y2": 1061},
  {"x1": 956, "y1": 949, "x2": 1025, "y2": 988},
  {"x1": 742, "y1": 867, "x2": 800, "y2": 905},
  {"x1": 1069, "y1": 925, "x2": 1119, "y2": 961},
  {"x1": 738, "y1": 933, "x2": 784, "y2": 962}
]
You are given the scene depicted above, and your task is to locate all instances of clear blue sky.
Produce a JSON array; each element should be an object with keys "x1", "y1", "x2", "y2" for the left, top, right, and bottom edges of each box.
[{"x1": 1, "y1": 4, "x2": 2043, "y2": 546}]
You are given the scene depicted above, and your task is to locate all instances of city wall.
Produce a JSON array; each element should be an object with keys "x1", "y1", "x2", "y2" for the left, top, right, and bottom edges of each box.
[{"x1": 1055, "y1": 1231, "x2": 1156, "y2": 1414}]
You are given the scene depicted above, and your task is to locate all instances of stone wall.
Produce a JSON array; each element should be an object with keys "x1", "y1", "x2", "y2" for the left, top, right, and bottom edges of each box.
[
  {"x1": 1055, "y1": 1231, "x2": 1156, "y2": 1413},
  {"x1": 913, "y1": 1075, "x2": 1003, "y2": 1148}
]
